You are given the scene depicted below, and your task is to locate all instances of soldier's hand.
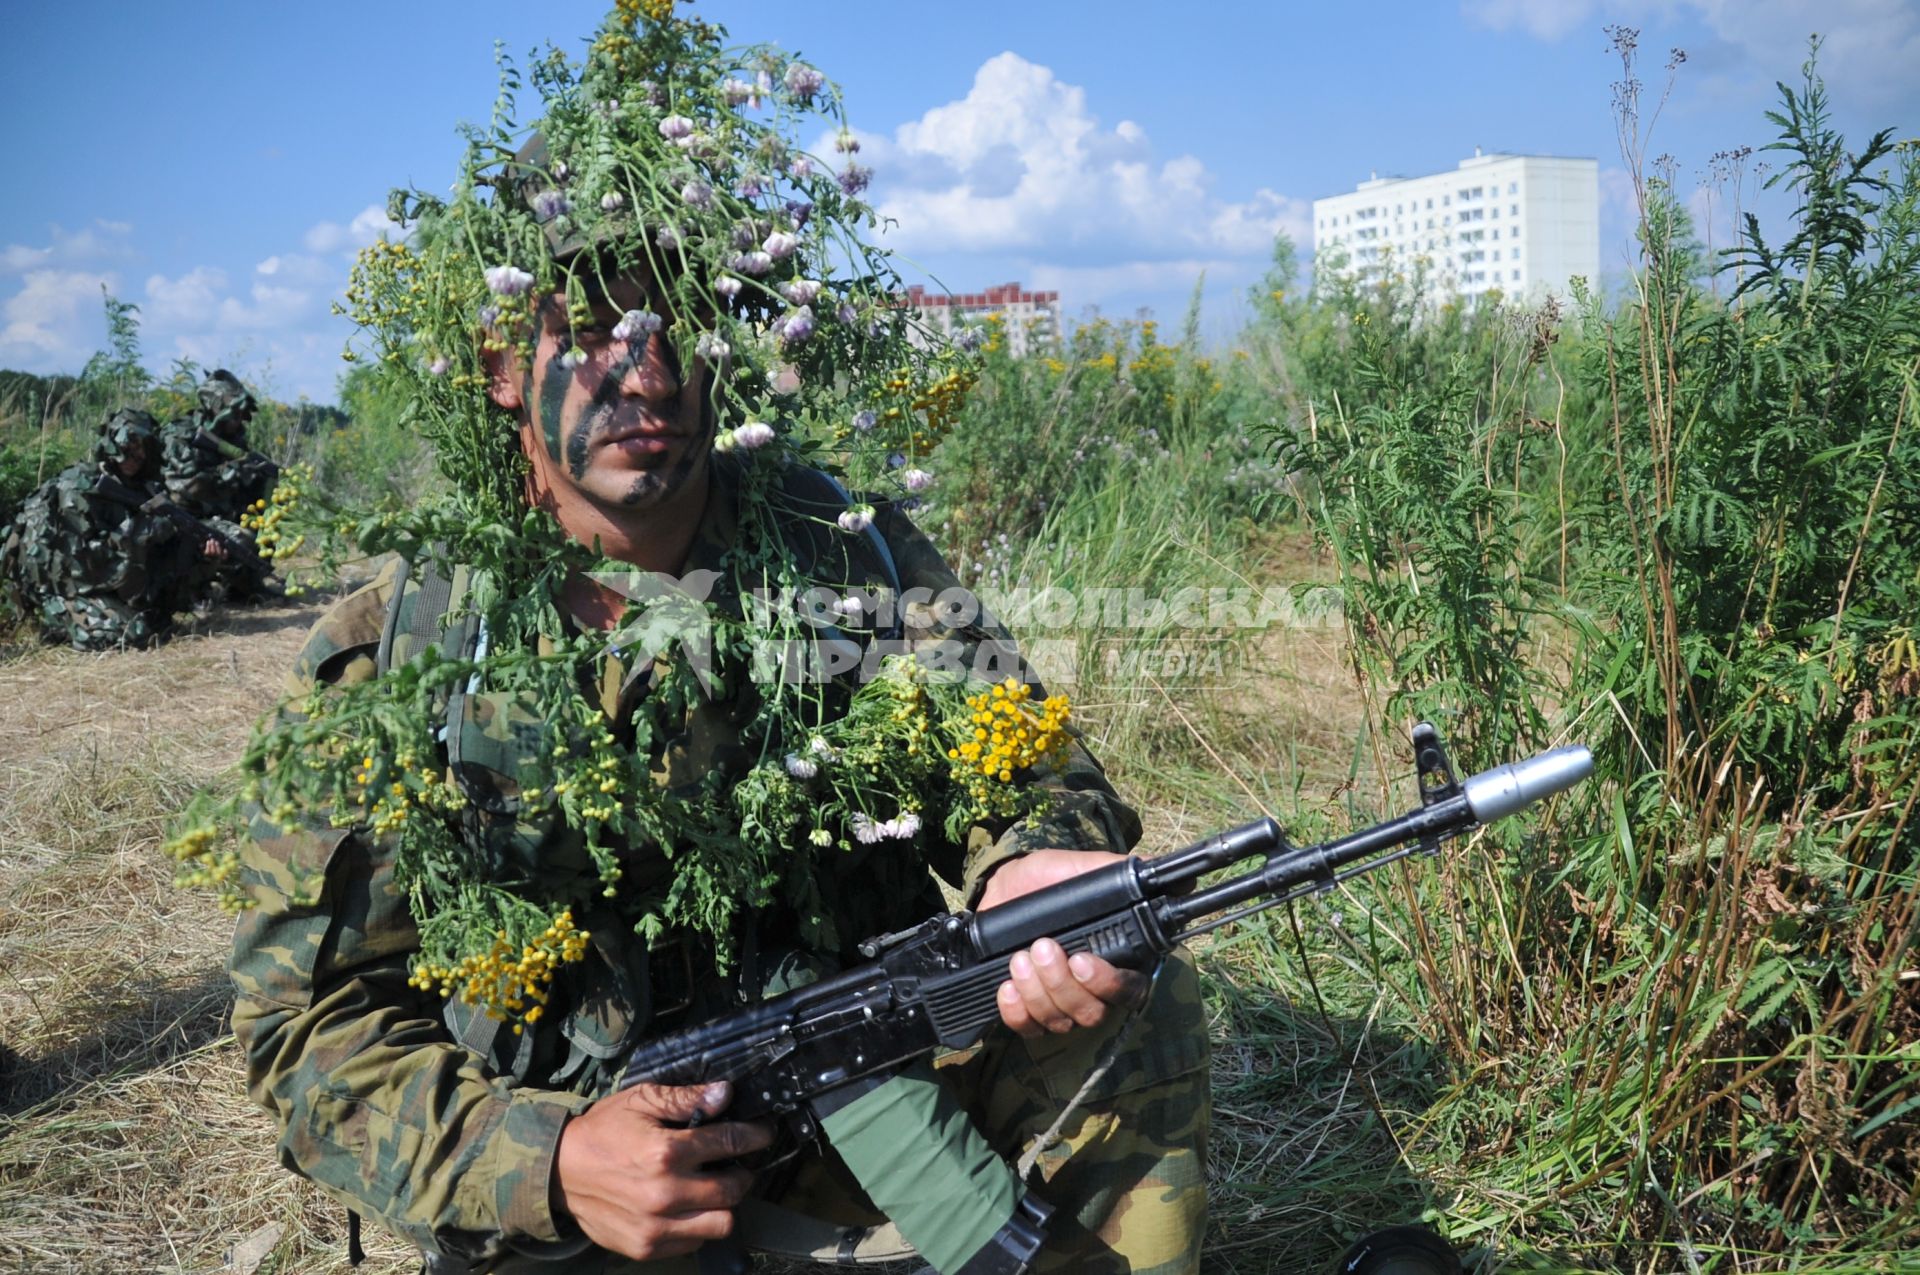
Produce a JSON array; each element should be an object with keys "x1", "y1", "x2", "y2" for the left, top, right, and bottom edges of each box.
[
  {"x1": 978, "y1": 849, "x2": 1148, "y2": 1039},
  {"x1": 553, "y1": 1079, "x2": 772, "y2": 1261},
  {"x1": 202, "y1": 536, "x2": 227, "y2": 560}
]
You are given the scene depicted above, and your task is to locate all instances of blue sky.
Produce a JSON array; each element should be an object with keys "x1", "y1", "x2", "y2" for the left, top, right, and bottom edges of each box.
[{"x1": 4, "y1": 0, "x2": 1915, "y2": 404}]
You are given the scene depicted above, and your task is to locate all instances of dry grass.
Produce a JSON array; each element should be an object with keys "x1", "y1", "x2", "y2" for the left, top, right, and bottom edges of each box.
[
  {"x1": 0, "y1": 596, "x2": 419, "y2": 1275},
  {"x1": 0, "y1": 540, "x2": 1380, "y2": 1275}
]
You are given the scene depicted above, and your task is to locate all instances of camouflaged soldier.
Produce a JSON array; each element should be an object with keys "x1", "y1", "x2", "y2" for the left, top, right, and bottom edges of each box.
[
  {"x1": 0, "y1": 409, "x2": 212, "y2": 649},
  {"x1": 230, "y1": 99, "x2": 1206, "y2": 1275},
  {"x1": 158, "y1": 368, "x2": 280, "y2": 601}
]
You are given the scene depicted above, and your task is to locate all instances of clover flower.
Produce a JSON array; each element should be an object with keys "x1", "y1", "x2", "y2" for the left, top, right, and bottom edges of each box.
[
  {"x1": 478, "y1": 304, "x2": 501, "y2": 327},
  {"x1": 838, "y1": 302, "x2": 859, "y2": 326},
  {"x1": 852, "y1": 409, "x2": 878, "y2": 433},
  {"x1": 784, "y1": 753, "x2": 819, "y2": 780},
  {"x1": 601, "y1": 191, "x2": 625, "y2": 212},
  {"x1": 784, "y1": 63, "x2": 825, "y2": 101},
  {"x1": 656, "y1": 225, "x2": 683, "y2": 249},
  {"x1": 954, "y1": 327, "x2": 983, "y2": 353},
  {"x1": 838, "y1": 504, "x2": 875, "y2": 533},
  {"x1": 485, "y1": 265, "x2": 535, "y2": 296},
  {"x1": 850, "y1": 812, "x2": 920, "y2": 843},
  {"x1": 735, "y1": 173, "x2": 769, "y2": 200},
  {"x1": 809, "y1": 736, "x2": 836, "y2": 759},
  {"x1": 785, "y1": 199, "x2": 813, "y2": 229},
  {"x1": 696, "y1": 332, "x2": 731, "y2": 360},
  {"x1": 427, "y1": 356, "x2": 452, "y2": 377},
  {"x1": 723, "y1": 77, "x2": 755, "y2": 107},
  {"x1": 836, "y1": 164, "x2": 873, "y2": 197},
  {"x1": 680, "y1": 179, "x2": 715, "y2": 210},
  {"x1": 659, "y1": 114, "x2": 694, "y2": 140},
  {"x1": 551, "y1": 161, "x2": 570, "y2": 181},
  {"x1": 777, "y1": 306, "x2": 815, "y2": 345},
  {"x1": 835, "y1": 130, "x2": 861, "y2": 154},
  {"x1": 788, "y1": 156, "x2": 814, "y2": 179},
  {"x1": 732, "y1": 421, "x2": 776, "y2": 450},
  {"x1": 832, "y1": 595, "x2": 864, "y2": 618},
  {"x1": 886, "y1": 451, "x2": 906, "y2": 469},
  {"x1": 531, "y1": 189, "x2": 572, "y2": 222},
  {"x1": 559, "y1": 348, "x2": 586, "y2": 370},
  {"x1": 731, "y1": 250, "x2": 773, "y2": 276},
  {"x1": 763, "y1": 230, "x2": 798, "y2": 259},
  {"x1": 902, "y1": 468, "x2": 934, "y2": 492},
  {"x1": 715, "y1": 276, "x2": 744, "y2": 301},
  {"x1": 781, "y1": 279, "x2": 821, "y2": 306},
  {"x1": 612, "y1": 310, "x2": 662, "y2": 341}
]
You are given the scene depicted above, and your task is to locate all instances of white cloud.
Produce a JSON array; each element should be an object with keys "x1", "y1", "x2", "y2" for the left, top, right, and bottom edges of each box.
[
  {"x1": 0, "y1": 269, "x2": 120, "y2": 368},
  {"x1": 1464, "y1": 0, "x2": 1601, "y2": 40},
  {"x1": 1464, "y1": 0, "x2": 1920, "y2": 107},
  {"x1": 143, "y1": 267, "x2": 230, "y2": 326},
  {"x1": 859, "y1": 53, "x2": 1308, "y2": 264},
  {"x1": 255, "y1": 253, "x2": 334, "y2": 286},
  {"x1": 303, "y1": 204, "x2": 400, "y2": 255},
  {"x1": 1, "y1": 220, "x2": 136, "y2": 278}
]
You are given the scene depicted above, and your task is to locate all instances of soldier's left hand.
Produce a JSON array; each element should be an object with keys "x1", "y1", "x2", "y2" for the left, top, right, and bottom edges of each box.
[
  {"x1": 978, "y1": 849, "x2": 1147, "y2": 1039},
  {"x1": 202, "y1": 537, "x2": 227, "y2": 559}
]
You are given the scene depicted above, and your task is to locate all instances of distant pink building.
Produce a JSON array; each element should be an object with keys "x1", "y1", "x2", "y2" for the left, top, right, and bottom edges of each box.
[{"x1": 905, "y1": 281, "x2": 1061, "y2": 357}]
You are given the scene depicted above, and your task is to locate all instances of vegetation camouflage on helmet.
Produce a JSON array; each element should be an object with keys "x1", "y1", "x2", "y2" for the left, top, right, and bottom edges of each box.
[
  {"x1": 342, "y1": 0, "x2": 974, "y2": 521},
  {"x1": 196, "y1": 368, "x2": 257, "y2": 430},
  {"x1": 91, "y1": 408, "x2": 160, "y2": 473}
]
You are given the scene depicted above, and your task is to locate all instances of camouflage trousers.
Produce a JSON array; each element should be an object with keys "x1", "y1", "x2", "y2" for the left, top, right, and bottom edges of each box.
[
  {"x1": 36, "y1": 591, "x2": 171, "y2": 651},
  {"x1": 450, "y1": 952, "x2": 1210, "y2": 1275}
]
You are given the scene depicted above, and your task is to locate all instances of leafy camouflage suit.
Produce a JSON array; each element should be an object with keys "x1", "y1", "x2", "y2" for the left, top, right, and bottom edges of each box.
[
  {"x1": 159, "y1": 369, "x2": 280, "y2": 601},
  {"x1": 0, "y1": 409, "x2": 201, "y2": 649},
  {"x1": 229, "y1": 457, "x2": 1209, "y2": 1274}
]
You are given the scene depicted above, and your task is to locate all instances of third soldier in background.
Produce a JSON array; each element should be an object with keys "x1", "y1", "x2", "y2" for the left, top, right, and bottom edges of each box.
[{"x1": 160, "y1": 369, "x2": 282, "y2": 601}]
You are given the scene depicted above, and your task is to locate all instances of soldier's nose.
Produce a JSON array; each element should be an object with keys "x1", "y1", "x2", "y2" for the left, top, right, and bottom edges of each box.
[{"x1": 620, "y1": 335, "x2": 680, "y2": 402}]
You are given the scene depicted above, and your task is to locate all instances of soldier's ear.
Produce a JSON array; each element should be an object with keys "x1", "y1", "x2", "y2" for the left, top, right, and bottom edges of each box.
[{"x1": 482, "y1": 342, "x2": 525, "y2": 412}]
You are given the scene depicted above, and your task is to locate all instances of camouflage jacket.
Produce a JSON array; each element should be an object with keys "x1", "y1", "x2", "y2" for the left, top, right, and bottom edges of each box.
[
  {"x1": 0, "y1": 461, "x2": 183, "y2": 602},
  {"x1": 159, "y1": 413, "x2": 279, "y2": 521},
  {"x1": 228, "y1": 458, "x2": 1140, "y2": 1265}
]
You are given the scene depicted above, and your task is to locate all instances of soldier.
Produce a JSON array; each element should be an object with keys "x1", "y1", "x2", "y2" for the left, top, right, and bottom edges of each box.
[
  {"x1": 159, "y1": 368, "x2": 281, "y2": 601},
  {"x1": 225, "y1": 10, "x2": 1207, "y2": 1274},
  {"x1": 0, "y1": 409, "x2": 220, "y2": 649}
]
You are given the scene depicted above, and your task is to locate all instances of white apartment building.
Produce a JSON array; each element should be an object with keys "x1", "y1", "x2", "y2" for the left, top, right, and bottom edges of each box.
[
  {"x1": 905, "y1": 282, "x2": 1061, "y2": 357},
  {"x1": 1312, "y1": 150, "x2": 1599, "y2": 305}
]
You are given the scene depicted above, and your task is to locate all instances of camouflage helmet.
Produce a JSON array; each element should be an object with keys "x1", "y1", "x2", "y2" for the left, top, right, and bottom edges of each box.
[
  {"x1": 198, "y1": 369, "x2": 257, "y2": 428},
  {"x1": 92, "y1": 408, "x2": 160, "y2": 471}
]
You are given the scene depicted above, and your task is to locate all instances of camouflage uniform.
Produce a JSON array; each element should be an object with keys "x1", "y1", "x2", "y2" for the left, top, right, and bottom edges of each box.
[
  {"x1": 159, "y1": 369, "x2": 280, "y2": 601},
  {"x1": 229, "y1": 456, "x2": 1209, "y2": 1273},
  {"x1": 0, "y1": 410, "x2": 203, "y2": 649}
]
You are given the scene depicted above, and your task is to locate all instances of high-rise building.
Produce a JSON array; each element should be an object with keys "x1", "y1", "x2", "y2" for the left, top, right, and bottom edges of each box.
[
  {"x1": 905, "y1": 282, "x2": 1061, "y2": 357},
  {"x1": 1312, "y1": 150, "x2": 1599, "y2": 305}
]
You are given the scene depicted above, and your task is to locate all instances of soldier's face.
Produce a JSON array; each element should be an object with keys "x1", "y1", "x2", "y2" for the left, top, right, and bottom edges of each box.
[
  {"x1": 492, "y1": 274, "x2": 715, "y2": 517},
  {"x1": 115, "y1": 438, "x2": 151, "y2": 480}
]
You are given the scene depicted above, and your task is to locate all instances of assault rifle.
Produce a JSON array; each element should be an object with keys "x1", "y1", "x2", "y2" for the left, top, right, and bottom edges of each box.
[{"x1": 620, "y1": 724, "x2": 1593, "y2": 1133}]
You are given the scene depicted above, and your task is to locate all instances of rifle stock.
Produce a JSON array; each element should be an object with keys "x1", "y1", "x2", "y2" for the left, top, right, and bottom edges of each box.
[{"x1": 619, "y1": 724, "x2": 1593, "y2": 1131}]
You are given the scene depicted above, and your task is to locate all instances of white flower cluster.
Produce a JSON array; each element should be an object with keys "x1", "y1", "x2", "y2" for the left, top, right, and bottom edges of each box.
[{"x1": 850, "y1": 811, "x2": 922, "y2": 844}]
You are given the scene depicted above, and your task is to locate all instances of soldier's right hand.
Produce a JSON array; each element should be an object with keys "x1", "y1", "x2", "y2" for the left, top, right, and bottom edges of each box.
[{"x1": 552, "y1": 1080, "x2": 772, "y2": 1261}]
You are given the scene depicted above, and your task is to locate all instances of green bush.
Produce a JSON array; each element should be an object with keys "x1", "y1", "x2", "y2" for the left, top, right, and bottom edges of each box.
[{"x1": 1270, "y1": 44, "x2": 1919, "y2": 1265}]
